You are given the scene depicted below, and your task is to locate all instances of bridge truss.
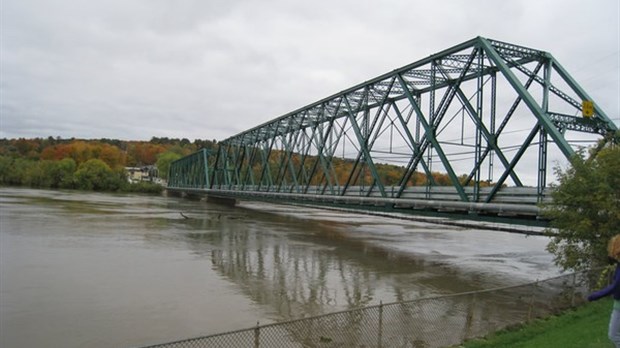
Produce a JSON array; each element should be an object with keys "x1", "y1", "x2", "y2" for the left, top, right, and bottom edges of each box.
[{"x1": 169, "y1": 37, "x2": 617, "y2": 223}]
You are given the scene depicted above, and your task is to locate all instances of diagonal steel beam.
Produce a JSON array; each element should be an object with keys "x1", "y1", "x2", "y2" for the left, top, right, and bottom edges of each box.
[
  {"x1": 478, "y1": 37, "x2": 575, "y2": 159},
  {"x1": 550, "y1": 56, "x2": 618, "y2": 132},
  {"x1": 392, "y1": 101, "x2": 435, "y2": 193},
  {"x1": 397, "y1": 74, "x2": 470, "y2": 202},
  {"x1": 342, "y1": 91, "x2": 387, "y2": 197},
  {"x1": 454, "y1": 88, "x2": 523, "y2": 186},
  {"x1": 485, "y1": 124, "x2": 541, "y2": 203}
]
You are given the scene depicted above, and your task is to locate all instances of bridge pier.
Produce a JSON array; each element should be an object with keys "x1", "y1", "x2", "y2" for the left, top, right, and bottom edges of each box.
[
  {"x1": 166, "y1": 188, "x2": 238, "y2": 206},
  {"x1": 164, "y1": 189, "x2": 183, "y2": 198},
  {"x1": 206, "y1": 195, "x2": 238, "y2": 207}
]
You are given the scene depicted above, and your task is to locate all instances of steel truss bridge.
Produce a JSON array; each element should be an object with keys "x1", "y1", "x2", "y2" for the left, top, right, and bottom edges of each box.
[{"x1": 168, "y1": 37, "x2": 617, "y2": 225}]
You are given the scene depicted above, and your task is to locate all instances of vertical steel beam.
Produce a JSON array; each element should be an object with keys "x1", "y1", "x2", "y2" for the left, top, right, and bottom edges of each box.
[
  {"x1": 538, "y1": 129, "x2": 548, "y2": 201},
  {"x1": 202, "y1": 149, "x2": 210, "y2": 188},
  {"x1": 473, "y1": 51, "x2": 484, "y2": 201},
  {"x1": 538, "y1": 60, "x2": 552, "y2": 201},
  {"x1": 488, "y1": 72, "x2": 497, "y2": 182}
]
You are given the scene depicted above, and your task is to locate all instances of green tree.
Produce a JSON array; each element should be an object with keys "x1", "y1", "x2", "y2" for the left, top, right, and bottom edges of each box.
[
  {"x1": 23, "y1": 161, "x2": 50, "y2": 188},
  {"x1": 2, "y1": 158, "x2": 34, "y2": 185},
  {"x1": 0, "y1": 156, "x2": 13, "y2": 184},
  {"x1": 544, "y1": 139, "x2": 620, "y2": 271},
  {"x1": 47, "y1": 158, "x2": 77, "y2": 188},
  {"x1": 156, "y1": 152, "x2": 182, "y2": 180},
  {"x1": 74, "y1": 159, "x2": 125, "y2": 191}
]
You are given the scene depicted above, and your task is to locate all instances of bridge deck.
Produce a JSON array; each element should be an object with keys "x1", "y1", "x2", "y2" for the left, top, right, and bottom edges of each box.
[{"x1": 167, "y1": 185, "x2": 549, "y2": 226}]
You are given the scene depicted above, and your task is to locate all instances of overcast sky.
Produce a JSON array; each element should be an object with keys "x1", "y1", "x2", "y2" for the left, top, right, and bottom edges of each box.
[{"x1": 1, "y1": 0, "x2": 619, "y2": 142}]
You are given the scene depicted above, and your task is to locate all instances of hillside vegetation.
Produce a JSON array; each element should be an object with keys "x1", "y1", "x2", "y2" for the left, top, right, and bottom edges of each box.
[{"x1": 0, "y1": 137, "x2": 215, "y2": 192}]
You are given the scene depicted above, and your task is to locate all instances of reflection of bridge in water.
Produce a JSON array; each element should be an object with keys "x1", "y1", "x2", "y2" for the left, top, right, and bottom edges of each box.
[
  {"x1": 165, "y1": 204, "x2": 577, "y2": 347},
  {"x1": 176, "y1": 203, "x2": 553, "y2": 324},
  {"x1": 168, "y1": 37, "x2": 617, "y2": 225},
  {"x1": 185, "y1": 212, "x2": 435, "y2": 319}
]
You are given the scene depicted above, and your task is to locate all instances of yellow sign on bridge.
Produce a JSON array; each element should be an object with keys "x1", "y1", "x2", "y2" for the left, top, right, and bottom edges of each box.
[{"x1": 582, "y1": 100, "x2": 594, "y2": 118}]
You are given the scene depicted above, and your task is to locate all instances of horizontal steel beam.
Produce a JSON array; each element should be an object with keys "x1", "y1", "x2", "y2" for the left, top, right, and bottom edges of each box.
[{"x1": 167, "y1": 187, "x2": 542, "y2": 217}]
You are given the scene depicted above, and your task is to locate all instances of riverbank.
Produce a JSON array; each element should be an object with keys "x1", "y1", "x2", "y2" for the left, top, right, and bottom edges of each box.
[
  {"x1": 0, "y1": 180, "x2": 164, "y2": 194},
  {"x1": 459, "y1": 298, "x2": 611, "y2": 348}
]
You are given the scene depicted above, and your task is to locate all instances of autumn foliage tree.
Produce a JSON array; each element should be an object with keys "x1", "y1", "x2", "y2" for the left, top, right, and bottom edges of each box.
[
  {"x1": 0, "y1": 137, "x2": 213, "y2": 193},
  {"x1": 126, "y1": 143, "x2": 166, "y2": 166}
]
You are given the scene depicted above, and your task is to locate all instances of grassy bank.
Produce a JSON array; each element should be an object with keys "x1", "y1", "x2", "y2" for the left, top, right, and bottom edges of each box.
[{"x1": 459, "y1": 298, "x2": 613, "y2": 348}]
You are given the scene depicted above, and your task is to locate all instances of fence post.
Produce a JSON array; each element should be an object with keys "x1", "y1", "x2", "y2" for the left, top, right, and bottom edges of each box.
[
  {"x1": 527, "y1": 281, "x2": 538, "y2": 322},
  {"x1": 570, "y1": 272, "x2": 577, "y2": 307},
  {"x1": 464, "y1": 293, "x2": 476, "y2": 341},
  {"x1": 254, "y1": 321, "x2": 260, "y2": 348},
  {"x1": 377, "y1": 301, "x2": 383, "y2": 348}
]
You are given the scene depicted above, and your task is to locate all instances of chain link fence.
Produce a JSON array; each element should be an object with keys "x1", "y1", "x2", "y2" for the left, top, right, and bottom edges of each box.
[{"x1": 137, "y1": 269, "x2": 602, "y2": 348}]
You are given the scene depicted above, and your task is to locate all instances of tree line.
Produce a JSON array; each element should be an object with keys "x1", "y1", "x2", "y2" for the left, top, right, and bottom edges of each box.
[{"x1": 0, "y1": 137, "x2": 216, "y2": 193}]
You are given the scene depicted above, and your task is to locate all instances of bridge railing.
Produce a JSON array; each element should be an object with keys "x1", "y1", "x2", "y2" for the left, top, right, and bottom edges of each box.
[
  {"x1": 167, "y1": 184, "x2": 548, "y2": 219},
  {"x1": 136, "y1": 268, "x2": 601, "y2": 348},
  {"x1": 198, "y1": 185, "x2": 551, "y2": 204}
]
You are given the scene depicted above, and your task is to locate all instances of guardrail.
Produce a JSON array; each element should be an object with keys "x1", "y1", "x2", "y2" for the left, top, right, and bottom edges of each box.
[{"x1": 167, "y1": 185, "x2": 549, "y2": 220}]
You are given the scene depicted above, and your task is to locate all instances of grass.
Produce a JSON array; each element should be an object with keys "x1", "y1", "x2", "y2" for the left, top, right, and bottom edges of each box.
[{"x1": 459, "y1": 298, "x2": 614, "y2": 348}]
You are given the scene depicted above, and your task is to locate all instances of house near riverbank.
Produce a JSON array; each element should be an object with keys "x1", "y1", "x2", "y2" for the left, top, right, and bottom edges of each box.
[{"x1": 125, "y1": 165, "x2": 163, "y2": 184}]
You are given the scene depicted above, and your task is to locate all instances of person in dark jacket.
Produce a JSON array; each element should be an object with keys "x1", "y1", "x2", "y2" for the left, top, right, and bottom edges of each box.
[{"x1": 588, "y1": 234, "x2": 620, "y2": 347}]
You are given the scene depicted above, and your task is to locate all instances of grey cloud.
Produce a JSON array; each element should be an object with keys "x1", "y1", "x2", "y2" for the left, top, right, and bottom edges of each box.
[{"x1": 1, "y1": 0, "x2": 618, "y2": 144}]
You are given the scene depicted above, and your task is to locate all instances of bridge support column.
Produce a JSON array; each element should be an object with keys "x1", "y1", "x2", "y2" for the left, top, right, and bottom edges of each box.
[
  {"x1": 164, "y1": 189, "x2": 183, "y2": 198},
  {"x1": 207, "y1": 195, "x2": 238, "y2": 206}
]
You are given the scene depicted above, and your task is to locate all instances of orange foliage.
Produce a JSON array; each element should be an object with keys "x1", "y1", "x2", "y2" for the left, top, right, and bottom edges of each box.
[
  {"x1": 98, "y1": 144, "x2": 125, "y2": 169},
  {"x1": 127, "y1": 143, "x2": 166, "y2": 166},
  {"x1": 2, "y1": 138, "x2": 209, "y2": 173},
  {"x1": 13, "y1": 139, "x2": 39, "y2": 157},
  {"x1": 40, "y1": 142, "x2": 91, "y2": 163},
  {"x1": 40, "y1": 141, "x2": 124, "y2": 169}
]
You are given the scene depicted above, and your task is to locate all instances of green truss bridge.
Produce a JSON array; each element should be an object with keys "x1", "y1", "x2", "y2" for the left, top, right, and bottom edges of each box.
[{"x1": 167, "y1": 37, "x2": 617, "y2": 226}]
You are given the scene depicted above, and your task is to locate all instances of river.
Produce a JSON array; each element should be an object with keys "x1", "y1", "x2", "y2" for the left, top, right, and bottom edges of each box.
[{"x1": 0, "y1": 187, "x2": 560, "y2": 348}]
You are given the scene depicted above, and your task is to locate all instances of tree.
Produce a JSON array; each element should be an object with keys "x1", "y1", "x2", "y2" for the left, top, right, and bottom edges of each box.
[
  {"x1": 128, "y1": 142, "x2": 165, "y2": 165},
  {"x1": 0, "y1": 156, "x2": 13, "y2": 184},
  {"x1": 13, "y1": 138, "x2": 39, "y2": 158},
  {"x1": 98, "y1": 144, "x2": 124, "y2": 169},
  {"x1": 156, "y1": 152, "x2": 182, "y2": 180},
  {"x1": 23, "y1": 161, "x2": 50, "y2": 188},
  {"x1": 1, "y1": 158, "x2": 33, "y2": 185},
  {"x1": 74, "y1": 159, "x2": 125, "y2": 191},
  {"x1": 47, "y1": 158, "x2": 77, "y2": 188},
  {"x1": 544, "y1": 137, "x2": 620, "y2": 271}
]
